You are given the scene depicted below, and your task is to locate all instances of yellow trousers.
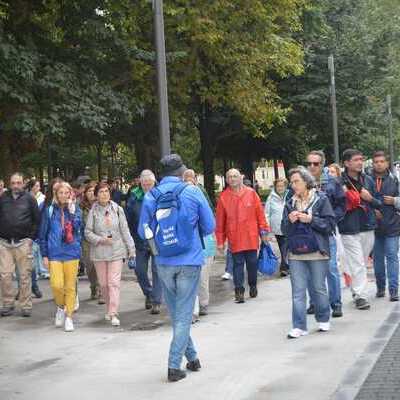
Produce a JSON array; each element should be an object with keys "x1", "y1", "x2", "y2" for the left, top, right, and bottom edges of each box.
[{"x1": 49, "y1": 260, "x2": 79, "y2": 317}]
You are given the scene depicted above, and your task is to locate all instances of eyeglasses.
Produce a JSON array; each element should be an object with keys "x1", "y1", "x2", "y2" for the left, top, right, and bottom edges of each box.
[{"x1": 307, "y1": 162, "x2": 321, "y2": 167}]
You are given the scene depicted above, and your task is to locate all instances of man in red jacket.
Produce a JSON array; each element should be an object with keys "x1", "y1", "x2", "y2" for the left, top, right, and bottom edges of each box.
[{"x1": 216, "y1": 169, "x2": 270, "y2": 303}]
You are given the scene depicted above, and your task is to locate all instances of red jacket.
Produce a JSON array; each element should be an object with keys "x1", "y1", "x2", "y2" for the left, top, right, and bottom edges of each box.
[{"x1": 216, "y1": 186, "x2": 269, "y2": 253}]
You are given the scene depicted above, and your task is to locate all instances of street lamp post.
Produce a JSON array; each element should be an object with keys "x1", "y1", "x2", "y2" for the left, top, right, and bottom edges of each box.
[
  {"x1": 387, "y1": 94, "x2": 395, "y2": 171},
  {"x1": 328, "y1": 55, "x2": 340, "y2": 164},
  {"x1": 153, "y1": 0, "x2": 171, "y2": 157}
]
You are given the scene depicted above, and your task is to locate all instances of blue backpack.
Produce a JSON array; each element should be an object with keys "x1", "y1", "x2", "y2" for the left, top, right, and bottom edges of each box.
[
  {"x1": 287, "y1": 200, "x2": 319, "y2": 255},
  {"x1": 150, "y1": 183, "x2": 194, "y2": 257}
]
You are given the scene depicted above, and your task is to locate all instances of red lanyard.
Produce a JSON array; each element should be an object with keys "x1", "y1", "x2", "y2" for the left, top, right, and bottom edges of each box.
[{"x1": 376, "y1": 177, "x2": 382, "y2": 193}]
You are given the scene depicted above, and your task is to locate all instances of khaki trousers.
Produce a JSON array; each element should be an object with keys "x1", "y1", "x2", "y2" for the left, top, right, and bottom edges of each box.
[{"x1": 0, "y1": 240, "x2": 33, "y2": 310}]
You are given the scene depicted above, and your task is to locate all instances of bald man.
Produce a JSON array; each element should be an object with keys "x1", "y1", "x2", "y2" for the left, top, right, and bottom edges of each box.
[{"x1": 216, "y1": 169, "x2": 270, "y2": 303}]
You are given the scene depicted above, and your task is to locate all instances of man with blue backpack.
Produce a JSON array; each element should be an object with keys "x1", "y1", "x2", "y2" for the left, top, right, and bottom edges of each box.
[{"x1": 138, "y1": 154, "x2": 215, "y2": 383}]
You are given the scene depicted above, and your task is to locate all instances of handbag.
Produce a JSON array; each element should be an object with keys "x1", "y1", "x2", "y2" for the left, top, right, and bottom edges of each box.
[{"x1": 258, "y1": 242, "x2": 279, "y2": 275}]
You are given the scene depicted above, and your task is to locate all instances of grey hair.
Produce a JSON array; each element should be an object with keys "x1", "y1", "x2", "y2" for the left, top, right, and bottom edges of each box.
[
  {"x1": 289, "y1": 166, "x2": 316, "y2": 190},
  {"x1": 140, "y1": 169, "x2": 156, "y2": 182},
  {"x1": 308, "y1": 150, "x2": 326, "y2": 166},
  {"x1": 10, "y1": 172, "x2": 24, "y2": 181}
]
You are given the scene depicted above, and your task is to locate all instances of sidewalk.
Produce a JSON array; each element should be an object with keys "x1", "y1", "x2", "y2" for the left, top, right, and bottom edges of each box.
[{"x1": 0, "y1": 260, "x2": 397, "y2": 400}]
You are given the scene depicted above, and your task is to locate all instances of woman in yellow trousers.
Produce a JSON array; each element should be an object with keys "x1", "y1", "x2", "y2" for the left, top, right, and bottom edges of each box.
[{"x1": 39, "y1": 182, "x2": 82, "y2": 332}]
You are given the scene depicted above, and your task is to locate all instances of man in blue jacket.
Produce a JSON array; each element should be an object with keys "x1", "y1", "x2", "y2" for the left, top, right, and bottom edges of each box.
[
  {"x1": 306, "y1": 150, "x2": 346, "y2": 318},
  {"x1": 126, "y1": 169, "x2": 162, "y2": 314},
  {"x1": 370, "y1": 151, "x2": 400, "y2": 301},
  {"x1": 139, "y1": 154, "x2": 215, "y2": 382}
]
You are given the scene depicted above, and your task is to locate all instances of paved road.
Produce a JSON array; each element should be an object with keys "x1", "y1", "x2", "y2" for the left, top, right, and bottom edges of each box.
[{"x1": 0, "y1": 256, "x2": 397, "y2": 400}]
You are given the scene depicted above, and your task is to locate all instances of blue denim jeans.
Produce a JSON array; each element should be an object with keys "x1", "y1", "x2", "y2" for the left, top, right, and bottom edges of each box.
[
  {"x1": 308, "y1": 236, "x2": 342, "y2": 308},
  {"x1": 373, "y1": 235, "x2": 399, "y2": 293},
  {"x1": 232, "y1": 250, "x2": 258, "y2": 290},
  {"x1": 225, "y1": 248, "x2": 233, "y2": 274},
  {"x1": 290, "y1": 258, "x2": 330, "y2": 331},
  {"x1": 157, "y1": 265, "x2": 201, "y2": 369},
  {"x1": 135, "y1": 248, "x2": 162, "y2": 304}
]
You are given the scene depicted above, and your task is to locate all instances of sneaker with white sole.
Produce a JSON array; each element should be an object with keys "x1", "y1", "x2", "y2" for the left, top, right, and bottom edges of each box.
[
  {"x1": 55, "y1": 307, "x2": 65, "y2": 328},
  {"x1": 287, "y1": 328, "x2": 308, "y2": 339},
  {"x1": 111, "y1": 315, "x2": 120, "y2": 327},
  {"x1": 105, "y1": 314, "x2": 111, "y2": 321},
  {"x1": 318, "y1": 322, "x2": 330, "y2": 332},
  {"x1": 64, "y1": 317, "x2": 74, "y2": 332},
  {"x1": 221, "y1": 272, "x2": 232, "y2": 281}
]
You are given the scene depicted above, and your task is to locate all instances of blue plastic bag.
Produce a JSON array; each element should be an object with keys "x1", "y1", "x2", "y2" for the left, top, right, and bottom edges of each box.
[{"x1": 258, "y1": 242, "x2": 279, "y2": 276}]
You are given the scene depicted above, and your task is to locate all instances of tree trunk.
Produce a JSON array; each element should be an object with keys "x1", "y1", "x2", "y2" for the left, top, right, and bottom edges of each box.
[
  {"x1": 96, "y1": 142, "x2": 103, "y2": 180},
  {"x1": 199, "y1": 102, "x2": 217, "y2": 205}
]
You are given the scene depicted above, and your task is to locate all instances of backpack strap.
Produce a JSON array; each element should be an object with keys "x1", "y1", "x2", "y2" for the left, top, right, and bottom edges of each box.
[
  {"x1": 150, "y1": 187, "x2": 163, "y2": 201},
  {"x1": 172, "y1": 182, "x2": 188, "y2": 198}
]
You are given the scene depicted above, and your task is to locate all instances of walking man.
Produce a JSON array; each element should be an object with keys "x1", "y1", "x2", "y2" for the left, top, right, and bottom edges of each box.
[
  {"x1": 126, "y1": 169, "x2": 162, "y2": 314},
  {"x1": 216, "y1": 168, "x2": 270, "y2": 303},
  {"x1": 139, "y1": 154, "x2": 215, "y2": 382},
  {"x1": 306, "y1": 150, "x2": 346, "y2": 317},
  {"x1": 371, "y1": 151, "x2": 400, "y2": 301},
  {"x1": 0, "y1": 173, "x2": 41, "y2": 317},
  {"x1": 338, "y1": 149, "x2": 380, "y2": 310}
]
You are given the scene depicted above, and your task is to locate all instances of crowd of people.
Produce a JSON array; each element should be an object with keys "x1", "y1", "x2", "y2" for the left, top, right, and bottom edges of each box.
[{"x1": 0, "y1": 148, "x2": 399, "y2": 382}]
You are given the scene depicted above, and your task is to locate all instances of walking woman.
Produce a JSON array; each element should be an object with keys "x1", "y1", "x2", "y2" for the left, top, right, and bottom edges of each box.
[
  {"x1": 85, "y1": 182, "x2": 135, "y2": 327},
  {"x1": 39, "y1": 182, "x2": 82, "y2": 332},
  {"x1": 282, "y1": 167, "x2": 336, "y2": 339},
  {"x1": 80, "y1": 183, "x2": 102, "y2": 302},
  {"x1": 265, "y1": 178, "x2": 289, "y2": 277}
]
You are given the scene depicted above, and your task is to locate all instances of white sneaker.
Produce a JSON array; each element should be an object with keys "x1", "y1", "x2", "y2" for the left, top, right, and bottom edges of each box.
[
  {"x1": 64, "y1": 317, "x2": 74, "y2": 332},
  {"x1": 105, "y1": 314, "x2": 111, "y2": 321},
  {"x1": 55, "y1": 307, "x2": 65, "y2": 328},
  {"x1": 287, "y1": 328, "x2": 308, "y2": 339},
  {"x1": 221, "y1": 272, "x2": 232, "y2": 280},
  {"x1": 111, "y1": 315, "x2": 120, "y2": 327},
  {"x1": 318, "y1": 322, "x2": 330, "y2": 332}
]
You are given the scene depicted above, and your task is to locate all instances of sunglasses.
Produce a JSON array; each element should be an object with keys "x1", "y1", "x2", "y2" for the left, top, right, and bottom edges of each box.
[{"x1": 307, "y1": 162, "x2": 321, "y2": 167}]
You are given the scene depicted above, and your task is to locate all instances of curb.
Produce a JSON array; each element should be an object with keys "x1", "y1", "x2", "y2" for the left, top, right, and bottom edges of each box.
[{"x1": 331, "y1": 303, "x2": 400, "y2": 400}]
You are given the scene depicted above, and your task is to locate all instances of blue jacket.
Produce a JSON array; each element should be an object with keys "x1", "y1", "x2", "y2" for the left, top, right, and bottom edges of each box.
[
  {"x1": 281, "y1": 191, "x2": 336, "y2": 257},
  {"x1": 125, "y1": 187, "x2": 147, "y2": 251},
  {"x1": 370, "y1": 170, "x2": 400, "y2": 237},
  {"x1": 338, "y1": 172, "x2": 379, "y2": 235},
  {"x1": 39, "y1": 204, "x2": 82, "y2": 261},
  {"x1": 138, "y1": 177, "x2": 216, "y2": 267},
  {"x1": 319, "y1": 169, "x2": 346, "y2": 224}
]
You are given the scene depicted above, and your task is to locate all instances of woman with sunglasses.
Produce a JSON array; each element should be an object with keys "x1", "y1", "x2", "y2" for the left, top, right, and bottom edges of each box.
[
  {"x1": 85, "y1": 182, "x2": 135, "y2": 327},
  {"x1": 39, "y1": 182, "x2": 82, "y2": 332}
]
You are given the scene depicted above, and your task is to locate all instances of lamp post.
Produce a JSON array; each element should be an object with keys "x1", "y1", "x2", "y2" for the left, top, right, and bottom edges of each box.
[
  {"x1": 153, "y1": 0, "x2": 171, "y2": 157},
  {"x1": 328, "y1": 55, "x2": 340, "y2": 164}
]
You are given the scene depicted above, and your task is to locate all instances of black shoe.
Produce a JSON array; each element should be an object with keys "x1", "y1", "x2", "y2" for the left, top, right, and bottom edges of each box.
[
  {"x1": 235, "y1": 288, "x2": 245, "y2": 303},
  {"x1": 145, "y1": 296, "x2": 152, "y2": 310},
  {"x1": 355, "y1": 298, "x2": 370, "y2": 310},
  {"x1": 21, "y1": 309, "x2": 32, "y2": 317},
  {"x1": 186, "y1": 359, "x2": 201, "y2": 372},
  {"x1": 151, "y1": 304, "x2": 161, "y2": 315},
  {"x1": 307, "y1": 304, "x2": 315, "y2": 315},
  {"x1": 168, "y1": 368, "x2": 186, "y2": 382},
  {"x1": 331, "y1": 304, "x2": 343, "y2": 318},
  {"x1": 390, "y1": 290, "x2": 399, "y2": 302},
  {"x1": 376, "y1": 288, "x2": 385, "y2": 298},
  {"x1": 249, "y1": 286, "x2": 258, "y2": 298},
  {"x1": 280, "y1": 266, "x2": 289, "y2": 277},
  {"x1": 199, "y1": 306, "x2": 208, "y2": 316},
  {"x1": 1, "y1": 306, "x2": 14, "y2": 317},
  {"x1": 32, "y1": 287, "x2": 43, "y2": 299}
]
